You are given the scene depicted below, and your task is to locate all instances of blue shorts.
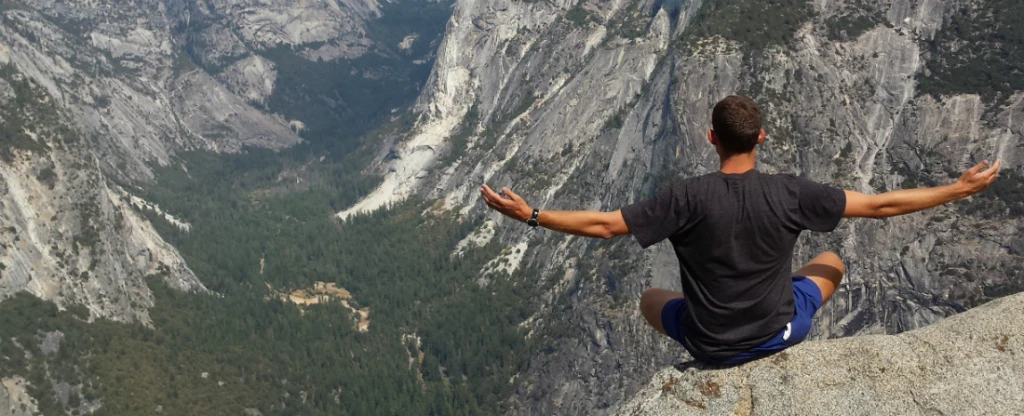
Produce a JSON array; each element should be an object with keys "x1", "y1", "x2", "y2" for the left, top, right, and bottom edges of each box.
[{"x1": 661, "y1": 276, "x2": 823, "y2": 365}]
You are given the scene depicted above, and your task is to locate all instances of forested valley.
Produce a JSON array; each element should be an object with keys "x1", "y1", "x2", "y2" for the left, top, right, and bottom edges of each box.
[{"x1": 2, "y1": 134, "x2": 542, "y2": 414}]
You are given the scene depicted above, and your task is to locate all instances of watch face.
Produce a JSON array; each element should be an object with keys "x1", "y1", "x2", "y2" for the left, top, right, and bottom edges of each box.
[{"x1": 527, "y1": 209, "x2": 539, "y2": 227}]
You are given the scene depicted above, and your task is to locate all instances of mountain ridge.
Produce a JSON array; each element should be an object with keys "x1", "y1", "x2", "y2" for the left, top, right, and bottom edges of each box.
[{"x1": 0, "y1": 0, "x2": 1021, "y2": 414}]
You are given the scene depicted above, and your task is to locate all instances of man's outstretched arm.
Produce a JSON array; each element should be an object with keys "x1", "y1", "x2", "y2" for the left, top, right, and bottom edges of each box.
[
  {"x1": 844, "y1": 160, "x2": 1001, "y2": 219},
  {"x1": 479, "y1": 184, "x2": 630, "y2": 239}
]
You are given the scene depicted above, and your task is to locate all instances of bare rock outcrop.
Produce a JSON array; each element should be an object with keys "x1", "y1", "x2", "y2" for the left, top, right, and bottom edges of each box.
[
  {"x1": 0, "y1": 376, "x2": 38, "y2": 416},
  {"x1": 617, "y1": 291, "x2": 1024, "y2": 416}
]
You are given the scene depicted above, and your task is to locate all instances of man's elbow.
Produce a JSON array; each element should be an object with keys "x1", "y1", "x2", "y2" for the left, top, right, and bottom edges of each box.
[
  {"x1": 596, "y1": 227, "x2": 615, "y2": 239},
  {"x1": 863, "y1": 208, "x2": 886, "y2": 219},
  {"x1": 856, "y1": 194, "x2": 894, "y2": 219},
  {"x1": 857, "y1": 207, "x2": 888, "y2": 219},
  {"x1": 870, "y1": 203, "x2": 904, "y2": 219},
  {"x1": 596, "y1": 211, "x2": 629, "y2": 239},
  {"x1": 599, "y1": 223, "x2": 629, "y2": 239}
]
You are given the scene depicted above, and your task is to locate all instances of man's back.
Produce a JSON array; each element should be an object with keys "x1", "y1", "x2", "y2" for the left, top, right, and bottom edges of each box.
[
  {"x1": 621, "y1": 170, "x2": 846, "y2": 360},
  {"x1": 480, "y1": 94, "x2": 999, "y2": 365}
]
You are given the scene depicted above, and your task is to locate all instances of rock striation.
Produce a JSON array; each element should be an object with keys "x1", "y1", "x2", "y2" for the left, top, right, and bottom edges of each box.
[
  {"x1": 3, "y1": 1, "x2": 304, "y2": 179},
  {"x1": 173, "y1": 0, "x2": 381, "y2": 61},
  {"x1": 616, "y1": 291, "x2": 1024, "y2": 416},
  {"x1": 0, "y1": 68, "x2": 206, "y2": 323}
]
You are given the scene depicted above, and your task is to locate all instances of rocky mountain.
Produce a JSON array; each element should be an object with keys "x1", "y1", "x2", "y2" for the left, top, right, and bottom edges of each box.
[
  {"x1": 1, "y1": 0, "x2": 1022, "y2": 414},
  {"x1": 0, "y1": 0, "x2": 446, "y2": 323},
  {"x1": 338, "y1": 0, "x2": 1024, "y2": 413},
  {"x1": 617, "y1": 289, "x2": 1024, "y2": 416}
]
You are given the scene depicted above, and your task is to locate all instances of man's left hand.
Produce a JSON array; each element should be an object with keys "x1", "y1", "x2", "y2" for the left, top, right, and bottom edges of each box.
[{"x1": 480, "y1": 184, "x2": 532, "y2": 222}]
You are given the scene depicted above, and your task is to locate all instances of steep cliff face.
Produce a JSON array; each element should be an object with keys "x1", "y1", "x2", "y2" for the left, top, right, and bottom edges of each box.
[
  {"x1": 342, "y1": 0, "x2": 1024, "y2": 413},
  {"x1": 0, "y1": 1, "x2": 306, "y2": 322},
  {"x1": 3, "y1": 1, "x2": 304, "y2": 179},
  {"x1": 170, "y1": 0, "x2": 382, "y2": 63},
  {"x1": 168, "y1": 0, "x2": 450, "y2": 144},
  {"x1": 0, "y1": 67, "x2": 205, "y2": 323}
]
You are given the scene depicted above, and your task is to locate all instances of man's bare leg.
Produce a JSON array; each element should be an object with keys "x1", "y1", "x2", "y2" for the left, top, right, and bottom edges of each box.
[
  {"x1": 640, "y1": 288, "x2": 685, "y2": 334},
  {"x1": 795, "y1": 251, "x2": 846, "y2": 305}
]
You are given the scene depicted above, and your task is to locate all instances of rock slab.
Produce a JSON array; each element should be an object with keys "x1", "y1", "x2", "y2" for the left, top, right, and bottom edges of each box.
[{"x1": 616, "y1": 292, "x2": 1024, "y2": 416}]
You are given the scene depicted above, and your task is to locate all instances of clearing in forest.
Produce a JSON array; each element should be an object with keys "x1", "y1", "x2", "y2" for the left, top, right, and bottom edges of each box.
[{"x1": 268, "y1": 281, "x2": 370, "y2": 332}]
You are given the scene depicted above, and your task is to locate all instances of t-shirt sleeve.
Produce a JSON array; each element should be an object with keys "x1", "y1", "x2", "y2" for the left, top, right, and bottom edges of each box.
[
  {"x1": 795, "y1": 178, "x2": 847, "y2": 232},
  {"x1": 620, "y1": 184, "x2": 689, "y2": 249}
]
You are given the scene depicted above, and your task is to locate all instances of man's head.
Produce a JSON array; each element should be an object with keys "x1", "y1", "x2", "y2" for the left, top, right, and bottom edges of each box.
[{"x1": 709, "y1": 95, "x2": 765, "y2": 155}]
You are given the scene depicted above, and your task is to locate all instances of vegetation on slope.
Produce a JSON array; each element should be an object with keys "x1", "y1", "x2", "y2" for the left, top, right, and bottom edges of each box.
[
  {"x1": 918, "y1": 0, "x2": 1024, "y2": 103},
  {"x1": 822, "y1": 0, "x2": 887, "y2": 42},
  {"x1": 0, "y1": 66, "x2": 57, "y2": 162},
  {"x1": 683, "y1": 0, "x2": 815, "y2": 51},
  {"x1": 1, "y1": 143, "x2": 538, "y2": 414}
]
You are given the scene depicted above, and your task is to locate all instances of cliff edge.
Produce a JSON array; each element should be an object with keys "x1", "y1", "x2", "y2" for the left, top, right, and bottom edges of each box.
[{"x1": 616, "y1": 292, "x2": 1024, "y2": 416}]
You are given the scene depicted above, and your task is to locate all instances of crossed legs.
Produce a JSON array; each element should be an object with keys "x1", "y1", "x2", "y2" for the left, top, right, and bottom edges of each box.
[
  {"x1": 639, "y1": 251, "x2": 846, "y2": 333},
  {"x1": 639, "y1": 287, "x2": 685, "y2": 334},
  {"x1": 795, "y1": 251, "x2": 846, "y2": 305}
]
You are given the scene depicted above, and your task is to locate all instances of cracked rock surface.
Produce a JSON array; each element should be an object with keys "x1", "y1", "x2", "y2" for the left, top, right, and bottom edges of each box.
[{"x1": 616, "y1": 290, "x2": 1024, "y2": 416}]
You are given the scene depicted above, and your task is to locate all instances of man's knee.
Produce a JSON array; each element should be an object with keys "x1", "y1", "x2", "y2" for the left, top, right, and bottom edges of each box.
[
  {"x1": 640, "y1": 288, "x2": 674, "y2": 334},
  {"x1": 820, "y1": 251, "x2": 846, "y2": 275},
  {"x1": 639, "y1": 288, "x2": 661, "y2": 315},
  {"x1": 803, "y1": 251, "x2": 846, "y2": 305}
]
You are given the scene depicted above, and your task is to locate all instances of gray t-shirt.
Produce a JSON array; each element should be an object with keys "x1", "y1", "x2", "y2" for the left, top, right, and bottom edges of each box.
[{"x1": 621, "y1": 170, "x2": 846, "y2": 361}]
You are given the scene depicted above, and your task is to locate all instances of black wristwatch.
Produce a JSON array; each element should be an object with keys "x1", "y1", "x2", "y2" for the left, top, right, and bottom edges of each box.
[{"x1": 526, "y1": 208, "x2": 540, "y2": 227}]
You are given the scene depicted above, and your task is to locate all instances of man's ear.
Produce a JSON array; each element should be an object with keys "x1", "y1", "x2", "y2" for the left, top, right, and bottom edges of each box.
[
  {"x1": 756, "y1": 128, "x2": 766, "y2": 144},
  {"x1": 708, "y1": 129, "x2": 717, "y2": 145}
]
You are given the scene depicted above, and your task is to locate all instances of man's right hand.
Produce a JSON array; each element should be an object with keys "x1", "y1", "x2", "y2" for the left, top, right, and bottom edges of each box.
[
  {"x1": 955, "y1": 159, "x2": 1001, "y2": 196},
  {"x1": 844, "y1": 159, "x2": 1001, "y2": 219}
]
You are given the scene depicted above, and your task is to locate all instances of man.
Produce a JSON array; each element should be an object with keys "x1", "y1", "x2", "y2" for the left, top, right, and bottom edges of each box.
[{"x1": 480, "y1": 95, "x2": 1001, "y2": 365}]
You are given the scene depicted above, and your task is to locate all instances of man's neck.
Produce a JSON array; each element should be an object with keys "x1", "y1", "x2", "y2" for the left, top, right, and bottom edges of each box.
[{"x1": 718, "y1": 151, "x2": 757, "y2": 174}]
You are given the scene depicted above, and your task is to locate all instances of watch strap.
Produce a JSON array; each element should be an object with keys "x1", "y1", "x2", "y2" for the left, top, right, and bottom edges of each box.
[{"x1": 526, "y1": 208, "x2": 540, "y2": 227}]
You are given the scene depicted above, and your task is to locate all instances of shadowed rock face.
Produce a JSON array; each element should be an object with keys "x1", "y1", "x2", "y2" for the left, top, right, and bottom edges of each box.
[
  {"x1": 616, "y1": 291, "x2": 1024, "y2": 416},
  {"x1": 338, "y1": 0, "x2": 1024, "y2": 413}
]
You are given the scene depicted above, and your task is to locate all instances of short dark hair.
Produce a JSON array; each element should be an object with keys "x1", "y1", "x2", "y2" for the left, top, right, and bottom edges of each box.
[{"x1": 712, "y1": 95, "x2": 762, "y2": 154}]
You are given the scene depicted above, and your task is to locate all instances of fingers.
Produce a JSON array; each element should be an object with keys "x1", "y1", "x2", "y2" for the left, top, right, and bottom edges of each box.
[
  {"x1": 481, "y1": 184, "x2": 496, "y2": 197},
  {"x1": 502, "y1": 187, "x2": 524, "y2": 203},
  {"x1": 984, "y1": 159, "x2": 1001, "y2": 184},
  {"x1": 966, "y1": 160, "x2": 988, "y2": 176},
  {"x1": 480, "y1": 184, "x2": 532, "y2": 222},
  {"x1": 480, "y1": 184, "x2": 502, "y2": 202},
  {"x1": 479, "y1": 184, "x2": 500, "y2": 208},
  {"x1": 981, "y1": 158, "x2": 1001, "y2": 177},
  {"x1": 480, "y1": 184, "x2": 515, "y2": 212}
]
